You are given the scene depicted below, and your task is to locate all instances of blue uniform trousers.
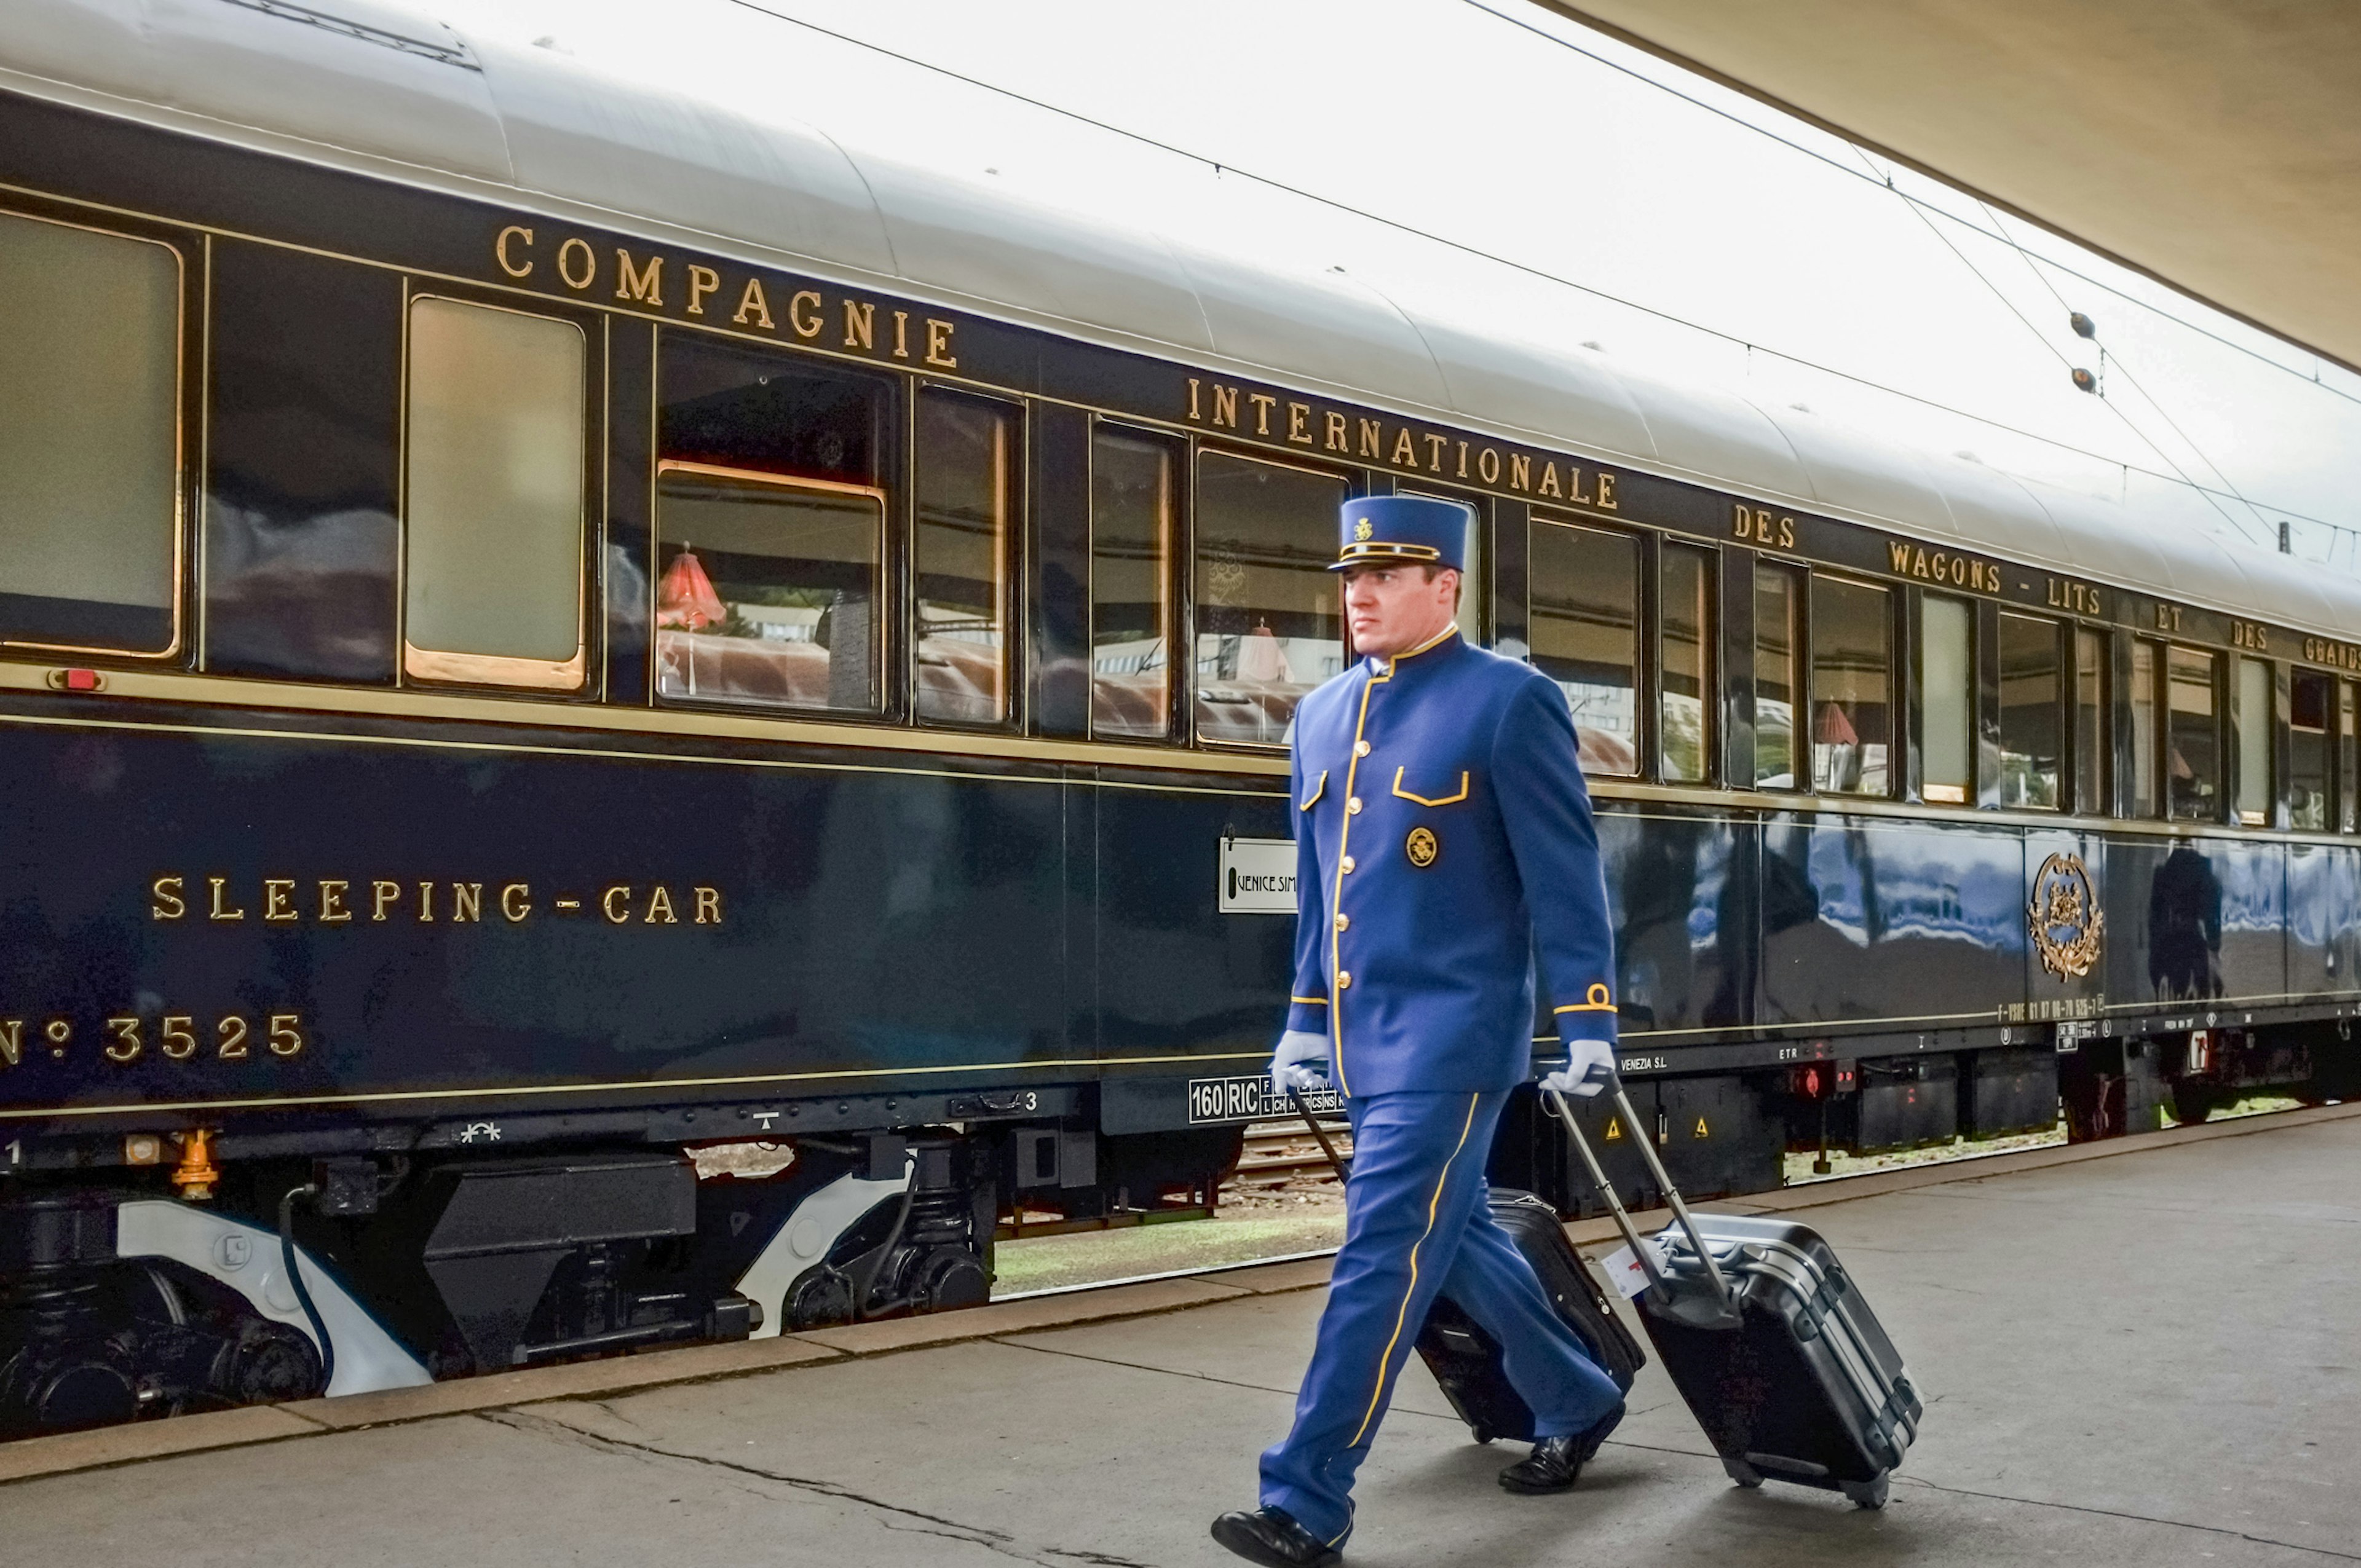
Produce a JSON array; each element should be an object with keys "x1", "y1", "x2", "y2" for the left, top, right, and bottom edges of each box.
[{"x1": 1259, "y1": 1089, "x2": 1624, "y2": 1545}]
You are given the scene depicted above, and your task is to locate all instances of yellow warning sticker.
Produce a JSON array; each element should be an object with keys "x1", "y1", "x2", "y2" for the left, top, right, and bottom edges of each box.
[
  {"x1": 1695, "y1": 1117, "x2": 1710, "y2": 1139},
  {"x1": 1604, "y1": 1117, "x2": 1623, "y2": 1141}
]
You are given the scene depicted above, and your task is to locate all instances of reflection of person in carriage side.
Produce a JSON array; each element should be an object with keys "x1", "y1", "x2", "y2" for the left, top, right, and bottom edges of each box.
[{"x1": 2149, "y1": 842, "x2": 2223, "y2": 1002}]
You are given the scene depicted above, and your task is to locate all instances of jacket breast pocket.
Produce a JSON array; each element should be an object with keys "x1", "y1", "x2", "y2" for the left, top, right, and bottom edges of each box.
[
  {"x1": 1300, "y1": 770, "x2": 1328, "y2": 811},
  {"x1": 1390, "y1": 766, "x2": 1471, "y2": 807}
]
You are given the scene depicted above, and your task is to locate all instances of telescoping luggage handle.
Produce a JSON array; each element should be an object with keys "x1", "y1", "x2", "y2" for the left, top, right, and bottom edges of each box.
[
  {"x1": 1287, "y1": 1087, "x2": 1351, "y2": 1180},
  {"x1": 1542, "y1": 1073, "x2": 1738, "y2": 1315}
]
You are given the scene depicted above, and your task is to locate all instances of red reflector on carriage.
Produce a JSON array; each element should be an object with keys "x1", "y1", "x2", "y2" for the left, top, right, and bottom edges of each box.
[{"x1": 55, "y1": 668, "x2": 103, "y2": 693}]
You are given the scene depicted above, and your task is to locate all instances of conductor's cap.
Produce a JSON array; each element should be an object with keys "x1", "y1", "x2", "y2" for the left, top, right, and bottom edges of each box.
[{"x1": 1332, "y1": 495, "x2": 1473, "y2": 573}]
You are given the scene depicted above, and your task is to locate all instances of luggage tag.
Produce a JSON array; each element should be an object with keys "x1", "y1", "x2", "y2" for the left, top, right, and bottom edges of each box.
[{"x1": 1598, "y1": 1234, "x2": 1674, "y2": 1300}]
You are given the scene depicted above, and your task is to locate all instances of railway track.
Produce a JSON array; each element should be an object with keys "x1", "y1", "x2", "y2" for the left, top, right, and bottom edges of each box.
[{"x1": 1230, "y1": 1119, "x2": 1353, "y2": 1184}]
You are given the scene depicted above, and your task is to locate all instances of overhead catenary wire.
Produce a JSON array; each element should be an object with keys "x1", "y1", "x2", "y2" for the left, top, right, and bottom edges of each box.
[
  {"x1": 725, "y1": 1, "x2": 2351, "y2": 548},
  {"x1": 1853, "y1": 144, "x2": 2278, "y2": 551},
  {"x1": 1460, "y1": 0, "x2": 2361, "y2": 413}
]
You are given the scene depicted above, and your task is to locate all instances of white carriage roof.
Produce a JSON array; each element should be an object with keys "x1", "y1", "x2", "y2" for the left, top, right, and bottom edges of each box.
[{"x1": 0, "y1": 0, "x2": 2349, "y2": 641}]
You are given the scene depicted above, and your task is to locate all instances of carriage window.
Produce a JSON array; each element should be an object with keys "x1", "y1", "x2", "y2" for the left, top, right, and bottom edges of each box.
[
  {"x1": 403, "y1": 297, "x2": 585, "y2": 688},
  {"x1": 1998, "y1": 612, "x2": 2061, "y2": 809},
  {"x1": 915, "y1": 392, "x2": 1014, "y2": 725},
  {"x1": 2132, "y1": 640, "x2": 2160, "y2": 816},
  {"x1": 1193, "y1": 452, "x2": 1346, "y2": 745},
  {"x1": 2167, "y1": 645, "x2": 2220, "y2": 821},
  {"x1": 654, "y1": 336, "x2": 887, "y2": 714},
  {"x1": 2234, "y1": 656, "x2": 2272, "y2": 825},
  {"x1": 654, "y1": 465, "x2": 884, "y2": 712},
  {"x1": 2290, "y1": 670, "x2": 2330, "y2": 831},
  {"x1": 1660, "y1": 543, "x2": 1714, "y2": 782},
  {"x1": 1920, "y1": 594, "x2": 1972, "y2": 804},
  {"x1": 1753, "y1": 563, "x2": 1801, "y2": 789},
  {"x1": 1810, "y1": 575, "x2": 1890, "y2": 795},
  {"x1": 1090, "y1": 428, "x2": 1174, "y2": 739},
  {"x1": 0, "y1": 211, "x2": 180, "y2": 654},
  {"x1": 2343, "y1": 681, "x2": 2360, "y2": 833},
  {"x1": 1530, "y1": 518, "x2": 1638, "y2": 776},
  {"x1": 2074, "y1": 627, "x2": 2108, "y2": 815}
]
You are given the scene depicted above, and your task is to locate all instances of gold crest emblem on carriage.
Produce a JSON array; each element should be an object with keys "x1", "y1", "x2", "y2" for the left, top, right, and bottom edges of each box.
[{"x1": 2027, "y1": 851, "x2": 2103, "y2": 980}]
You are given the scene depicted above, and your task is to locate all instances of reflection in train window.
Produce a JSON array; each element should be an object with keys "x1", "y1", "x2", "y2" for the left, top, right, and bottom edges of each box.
[
  {"x1": 2132, "y1": 640, "x2": 2160, "y2": 817},
  {"x1": 2234, "y1": 656, "x2": 2272, "y2": 825},
  {"x1": 1809, "y1": 575, "x2": 1889, "y2": 795},
  {"x1": 2343, "y1": 681, "x2": 2359, "y2": 833},
  {"x1": 915, "y1": 392, "x2": 1015, "y2": 726},
  {"x1": 2074, "y1": 627, "x2": 2108, "y2": 815},
  {"x1": 1754, "y1": 563, "x2": 1801, "y2": 789},
  {"x1": 658, "y1": 333, "x2": 879, "y2": 490},
  {"x1": 1920, "y1": 594, "x2": 1972, "y2": 804},
  {"x1": 0, "y1": 211, "x2": 181, "y2": 655},
  {"x1": 1530, "y1": 518, "x2": 1638, "y2": 776},
  {"x1": 2167, "y1": 645, "x2": 2220, "y2": 821},
  {"x1": 653, "y1": 464, "x2": 884, "y2": 713},
  {"x1": 1090, "y1": 427, "x2": 1174, "y2": 740},
  {"x1": 1998, "y1": 612, "x2": 2061, "y2": 809},
  {"x1": 403, "y1": 297, "x2": 585, "y2": 689},
  {"x1": 2290, "y1": 669, "x2": 2330, "y2": 831},
  {"x1": 1660, "y1": 543, "x2": 1714, "y2": 783},
  {"x1": 1193, "y1": 452, "x2": 1346, "y2": 745}
]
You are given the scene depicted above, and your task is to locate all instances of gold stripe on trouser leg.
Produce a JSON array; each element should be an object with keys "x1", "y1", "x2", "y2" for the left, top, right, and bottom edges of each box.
[{"x1": 1345, "y1": 1092, "x2": 1481, "y2": 1449}]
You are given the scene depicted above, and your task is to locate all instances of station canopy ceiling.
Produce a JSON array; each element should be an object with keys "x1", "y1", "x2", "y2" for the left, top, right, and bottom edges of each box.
[{"x1": 1535, "y1": 1, "x2": 2361, "y2": 371}]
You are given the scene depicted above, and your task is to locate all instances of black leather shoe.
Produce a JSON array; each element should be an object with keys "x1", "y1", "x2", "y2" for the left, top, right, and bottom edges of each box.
[
  {"x1": 1498, "y1": 1402, "x2": 1626, "y2": 1494},
  {"x1": 1210, "y1": 1505, "x2": 1343, "y2": 1567}
]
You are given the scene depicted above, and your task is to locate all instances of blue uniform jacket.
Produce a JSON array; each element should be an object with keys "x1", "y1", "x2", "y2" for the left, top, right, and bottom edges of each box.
[{"x1": 1286, "y1": 627, "x2": 1618, "y2": 1097}]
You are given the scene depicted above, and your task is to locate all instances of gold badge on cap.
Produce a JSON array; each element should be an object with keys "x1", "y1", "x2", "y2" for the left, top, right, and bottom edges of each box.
[
  {"x1": 1406, "y1": 826, "x2": 1439, "y2": 868},
  {"x1": 1355, "y1": 518, "x2": 1374, "y2": 541}
]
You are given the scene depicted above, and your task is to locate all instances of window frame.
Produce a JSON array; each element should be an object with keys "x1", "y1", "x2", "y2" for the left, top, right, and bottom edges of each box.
[
  {"x1": 398, "y1": 288, "x2": 596, "y2": 693},
  {"x1": 2288, "y1": 664, "x2": 2333, "y2": 833},
  {"x1": 649, "y1": 457, "x2": 891, "y2": 717},
  {"x1": 1657, "y1": 537, "x2": 1717, "y2": 787},
  {"x1": 1086, "y1": 417, "x2": 1186, "y2": 745},
  {"x1": 0, "y1": 202, "x2": 191, "y2": 663},
  {"x1": 2232, "y1": 654, "x2": 2274, "y2": 827},
  {"x1": 1527, "y1": 509, "x2": 1644, "y2": 779},
  {"x1": 1995, "y1": 609, "x2": 2066, "y2": 813},
  {"x1": 2071, "y1": 623, "x2": 2110, "y2": 818},
  {"x1": 1916, "y1": 589, "x2": 1975, "y2": 806},
  {"x1": 1750, "y1": 558, "x2": 1808, "y2": 792},
  {"x1": 910, "y1": 384, "x2": 1025, "y2": 731},
  {"x1": 1187, "y1": 441, "x2": 1355, "y2": 752},
  {"x1": 2164, "y1": 641, "x2": 2225, "y2": 824},
  {"x1": 1805, "y1": 569, "x2": 1895, "y2": 800}
]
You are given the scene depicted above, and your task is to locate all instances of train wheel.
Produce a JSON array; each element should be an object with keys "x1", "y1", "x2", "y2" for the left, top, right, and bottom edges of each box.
[{"x1": 2167, "y1": 1079, "x2": 2217, "y2": 1125}]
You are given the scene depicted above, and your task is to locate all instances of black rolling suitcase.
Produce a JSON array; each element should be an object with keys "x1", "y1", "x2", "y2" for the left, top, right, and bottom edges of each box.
[
  {"x1": 1288, "y1": 1093, "x2": 1644, "y2": 1446},
  {"x1": 1544, "y1": 1083, "x2": 1923, "y2": 1508}
]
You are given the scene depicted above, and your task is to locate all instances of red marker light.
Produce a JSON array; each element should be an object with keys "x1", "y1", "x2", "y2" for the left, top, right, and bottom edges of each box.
[{"x1": 54, "y1": 668, "x2": 103, "y2": 693}]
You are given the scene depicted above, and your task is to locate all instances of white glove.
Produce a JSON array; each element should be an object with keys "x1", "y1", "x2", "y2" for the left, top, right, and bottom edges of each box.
[
  {"x1": 1269, "y1": 1030, "x2": 1332, "y2": 1101},
  {"x1": 1537, "y1": 1038, "x2": 1616, "y2": 1098}
]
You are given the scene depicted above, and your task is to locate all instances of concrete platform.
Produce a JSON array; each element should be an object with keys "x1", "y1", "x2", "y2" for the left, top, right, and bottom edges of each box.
[{"x1": 4, "y1": 1107, "x2": 2358, "y2": 1566}]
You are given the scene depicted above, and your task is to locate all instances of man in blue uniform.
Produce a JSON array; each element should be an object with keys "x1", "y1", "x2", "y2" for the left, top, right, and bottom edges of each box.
[{"x1": 1211, "y1": 495, "x2": 1626, "y2": 1568}]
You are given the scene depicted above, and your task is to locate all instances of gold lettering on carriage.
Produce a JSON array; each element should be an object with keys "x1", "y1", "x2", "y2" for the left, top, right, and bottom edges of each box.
[
  {"x1": 1181, "y1": 379, "x2": 1619, "y2": 510},
  {"x1": 150, "y1": 875, "x2": 722, "y2": 926},
  {"x1": 1886, "y1": 538, "x2": 2001, "y2": 594},
  {"x1": 487, "y1": 228, "x2": 955, "y2": 368}
]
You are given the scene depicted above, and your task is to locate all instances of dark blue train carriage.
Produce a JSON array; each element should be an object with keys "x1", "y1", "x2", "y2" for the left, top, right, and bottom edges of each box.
[{"x1": 0, "y1": 0, "x2": 2355, "y2": 1435}]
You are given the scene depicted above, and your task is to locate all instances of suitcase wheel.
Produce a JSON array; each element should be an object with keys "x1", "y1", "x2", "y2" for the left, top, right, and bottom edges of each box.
[
  {"x1": 1720, "y1": 1458, "x2": 1763, "y2": 1489},
  {"x1": 1841, "y1": 1473, "x2": 1890, "y2": 1510}
]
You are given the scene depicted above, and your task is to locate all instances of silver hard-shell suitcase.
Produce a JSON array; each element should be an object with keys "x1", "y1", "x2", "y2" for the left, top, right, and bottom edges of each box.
[{"x1": 1546, "y1": 1084, "x2": 1923, "y2": 1508}]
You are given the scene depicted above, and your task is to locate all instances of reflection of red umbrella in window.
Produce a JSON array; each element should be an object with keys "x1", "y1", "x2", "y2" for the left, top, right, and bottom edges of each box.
[
  {"x1": 1814, "y1": 701, "x2": 1859, "y2": 746},
  {"x1": 657, "y1": 548, "x2": 726, "y2": 630}
]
